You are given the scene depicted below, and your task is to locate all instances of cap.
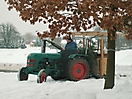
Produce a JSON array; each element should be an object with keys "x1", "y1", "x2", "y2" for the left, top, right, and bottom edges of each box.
[{"x1": 68, "y1": 36, "x2": 73, "y2": 41}]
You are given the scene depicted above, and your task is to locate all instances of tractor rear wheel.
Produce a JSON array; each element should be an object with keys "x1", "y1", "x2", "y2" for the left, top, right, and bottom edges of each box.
[
  {"x1": 18, "y1": 67, "x2": 28, "y2": 81},
  {"x1": 66, "y1": 58, "x2": 90, "y2": 81},
  {"x1": 37, "y1": 69, "x2": 47, "y2": 83}
]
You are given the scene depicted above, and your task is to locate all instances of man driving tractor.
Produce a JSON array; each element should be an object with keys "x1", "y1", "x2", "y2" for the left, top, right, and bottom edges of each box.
[{"x1": 63, "y1": 36, "x2": 77, "y2": 54}]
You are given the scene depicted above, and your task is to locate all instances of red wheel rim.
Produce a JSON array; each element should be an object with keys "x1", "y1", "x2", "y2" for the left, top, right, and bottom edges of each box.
[
  {"x1": 72, "y1": 63, "x2": 87, "y2": 80},
  {"x1": 23, "y1": 75, "x2": 28, "y2": 80},
  {"x1": 21, "y1": 70, "x2": 28, "y2": 80},
  {"x1": 40, "y1": 73, "x2": 46, "y2": 83}
]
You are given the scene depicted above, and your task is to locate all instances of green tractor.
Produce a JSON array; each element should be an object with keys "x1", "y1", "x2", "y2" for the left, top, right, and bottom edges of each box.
[{"x1": 18, "y1": 33, "x2": 106, "y2": 83}]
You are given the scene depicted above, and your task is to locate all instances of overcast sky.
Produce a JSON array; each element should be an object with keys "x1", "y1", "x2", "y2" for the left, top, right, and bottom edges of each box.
[{"x1": 0, "y1": 0, "x2": 48, "y2": 35}]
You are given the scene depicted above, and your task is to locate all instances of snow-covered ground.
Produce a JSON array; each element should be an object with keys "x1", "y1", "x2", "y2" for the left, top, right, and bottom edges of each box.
[{"x1": 0, "y1": 46, "x2": 132, "y2": 99}]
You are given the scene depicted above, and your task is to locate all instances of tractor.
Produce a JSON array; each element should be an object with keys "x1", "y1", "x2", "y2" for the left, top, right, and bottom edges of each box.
[{"x1": 18, "y1": 32, "x2": 108, "y2": 83}]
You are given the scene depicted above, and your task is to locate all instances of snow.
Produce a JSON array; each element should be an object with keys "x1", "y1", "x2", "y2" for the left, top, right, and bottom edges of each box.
[{"x1": 0, "y1": 46, "x2": 132, "y2": 99}]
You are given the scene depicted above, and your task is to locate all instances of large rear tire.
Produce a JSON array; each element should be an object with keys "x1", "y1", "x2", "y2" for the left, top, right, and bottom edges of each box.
[
  {"x1": 66, "y1": 58, "x2": 90, "y2": 81},
  {"x1": 18, "y1": 67, "x2": 28, "y2": 81}
]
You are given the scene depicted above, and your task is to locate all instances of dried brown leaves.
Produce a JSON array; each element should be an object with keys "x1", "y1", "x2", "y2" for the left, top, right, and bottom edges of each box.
[{"x1": 5, "y1": 0, "x2": 132, "y2": 40}]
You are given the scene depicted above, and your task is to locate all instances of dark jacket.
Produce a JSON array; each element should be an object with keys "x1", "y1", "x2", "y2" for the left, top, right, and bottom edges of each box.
[{"x1": 65, "y1": 41, "x2": 77, "y2": 53}]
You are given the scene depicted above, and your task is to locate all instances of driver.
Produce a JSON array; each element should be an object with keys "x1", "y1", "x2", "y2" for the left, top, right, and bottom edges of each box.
[{"x1": 63, "y1": 36, "x2": 77, "y2": 54}]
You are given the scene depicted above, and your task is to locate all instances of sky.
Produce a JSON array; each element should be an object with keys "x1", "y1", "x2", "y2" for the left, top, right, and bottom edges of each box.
[
  {"x1": 0, "y1": 0, "x2": 48, "y2": 35},
  {"x1": 0, "y1": 46, "x2": 132, "y2": 99}
]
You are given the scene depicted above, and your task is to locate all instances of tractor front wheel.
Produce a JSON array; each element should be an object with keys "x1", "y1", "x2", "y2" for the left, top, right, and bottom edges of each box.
[
  {"x1": 66, "y1": 58, "x2": 90, "y2": 81},
  {"x1": 17, "y1": 67, "x2": 28, "y2": 81},
  {"x1": 37, "y1": 69, "x2": 47, "y2": 83}
]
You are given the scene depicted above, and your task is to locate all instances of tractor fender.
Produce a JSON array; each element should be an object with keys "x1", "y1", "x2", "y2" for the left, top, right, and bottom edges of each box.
[
  {"x1": 68, "y1": 54, "x2": 92, "y2": 66},
  {"x1": 68, "y1": 54, "x2": 89, "y2": 60}
]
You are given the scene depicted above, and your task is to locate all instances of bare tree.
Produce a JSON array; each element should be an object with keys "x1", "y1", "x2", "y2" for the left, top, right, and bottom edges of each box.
[{"x1": 0, "y1": 23, "x2": 20, "y2": 47}]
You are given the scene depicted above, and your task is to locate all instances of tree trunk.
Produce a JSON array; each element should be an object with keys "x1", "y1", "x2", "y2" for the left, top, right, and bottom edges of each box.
[{"x1": 104, "y1": 30, "x2": 115, "y2": 89}]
